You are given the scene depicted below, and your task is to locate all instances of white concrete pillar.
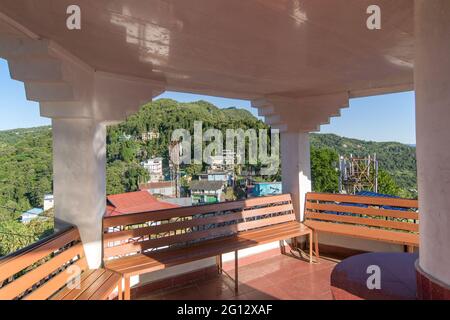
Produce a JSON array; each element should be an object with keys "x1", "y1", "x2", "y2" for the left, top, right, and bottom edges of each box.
[
  {"x1": 415, "y1": 0, "x2": 450, "y2": 288},
  {"x1": 281, "y1": 131, "x2": 311, "y2": 221},
  {"x1": 53, "y1": 118, "x2": 107, "y2": 268}
]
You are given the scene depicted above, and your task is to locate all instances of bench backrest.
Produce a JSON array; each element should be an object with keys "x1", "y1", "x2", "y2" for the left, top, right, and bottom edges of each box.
[
  {"x1": 0, "y1": 227, "x2": 88, "y2": 300},
  {"x1": 103, "y1": 194, "x2": 295, "y2": 259},
  {"x1": 304, "y1": 192, "x2": 419, "y2": 233}
]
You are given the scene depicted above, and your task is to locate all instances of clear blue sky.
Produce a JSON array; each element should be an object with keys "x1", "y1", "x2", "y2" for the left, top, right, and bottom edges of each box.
[{"x1": 0, "y1": 58, "x2": 416, "y2": 144}]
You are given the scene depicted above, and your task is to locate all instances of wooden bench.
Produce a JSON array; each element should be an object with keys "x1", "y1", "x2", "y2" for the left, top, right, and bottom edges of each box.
[
  {"x1": 304, "y1": 192, "x2": 419, "y2": 258},
  {"x1": 0, "y1": 226, "x2": 121, "y2": 300},
  {"x1": 103, "y1": 194, "x2": 312, "y2": 300}
]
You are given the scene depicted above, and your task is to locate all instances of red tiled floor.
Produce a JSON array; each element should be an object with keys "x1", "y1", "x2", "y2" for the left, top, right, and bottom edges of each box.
[{"x1": 136, "y1": 250, "x2": 338, "y2": 300}]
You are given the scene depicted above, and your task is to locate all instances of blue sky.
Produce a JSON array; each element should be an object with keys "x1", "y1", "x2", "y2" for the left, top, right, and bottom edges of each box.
[{"x1": 0, "y1": 58, "x2": 416, "y2": 144}]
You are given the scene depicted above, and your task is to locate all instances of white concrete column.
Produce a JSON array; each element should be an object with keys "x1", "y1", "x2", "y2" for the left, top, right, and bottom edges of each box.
[
  {"x1": 415, "y1": 0, "x2": 450, "y2": 286},
  {"x1": 281, "y1": 131, "x2": 311, "y2": 221},
  {"x1": 53, "y1": 118, "x2": 106, "y2": 268},
  {"x1": 0, "y1": 24, "x2": 165, "y2": 270}
]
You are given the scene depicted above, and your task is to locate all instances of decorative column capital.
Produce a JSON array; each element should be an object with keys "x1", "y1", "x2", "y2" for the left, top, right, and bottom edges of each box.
[
  {"x1": 252, "y1": 92, "x2": 349, "y2": 133},
  {"x1": 0, "y1": 32, "x2": 166, "y2": 123}
]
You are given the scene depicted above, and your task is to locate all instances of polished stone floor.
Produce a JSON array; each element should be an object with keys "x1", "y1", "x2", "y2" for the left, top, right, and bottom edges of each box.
[{"x1": 137, "y1": 249, "x2": 338, "y2": 300}]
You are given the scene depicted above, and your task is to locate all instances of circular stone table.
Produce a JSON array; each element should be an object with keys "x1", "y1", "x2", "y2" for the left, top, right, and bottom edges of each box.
[{"x1": 330, "y1": 252, "x2": 418, "y2": 300}]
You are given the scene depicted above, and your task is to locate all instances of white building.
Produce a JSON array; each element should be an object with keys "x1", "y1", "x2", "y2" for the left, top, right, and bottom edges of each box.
[
  {"x1": 210, "y1": 150, "x2": 236, "y2": 171},
  {"x1": 141, "y1": 157, "x2": 164, "y2": 182},
  {"x1": 43, "y1": 194, "x2": 54, "y2": 211},
  {"x1": 140, "y1": 181, "x2": 175, "y2": 197}
]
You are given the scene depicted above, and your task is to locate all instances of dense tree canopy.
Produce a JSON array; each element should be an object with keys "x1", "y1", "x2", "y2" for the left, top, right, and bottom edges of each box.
[{"x1": 311, "y1": 147, "x2": 339, "y2": 193}]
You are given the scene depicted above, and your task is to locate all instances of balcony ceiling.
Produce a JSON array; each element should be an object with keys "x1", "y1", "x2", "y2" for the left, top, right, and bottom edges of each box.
[{"x1": 0, "y1": 0, "x2": 414, "y2": 100}]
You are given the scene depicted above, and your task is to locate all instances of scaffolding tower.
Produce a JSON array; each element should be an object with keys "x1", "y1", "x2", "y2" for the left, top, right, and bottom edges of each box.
[{"x1": 339, "y1": 154, "x2": 379, "y2": 194}]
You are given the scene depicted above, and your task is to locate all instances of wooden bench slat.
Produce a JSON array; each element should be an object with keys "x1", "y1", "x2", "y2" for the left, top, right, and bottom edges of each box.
[
  {"x1": 305, "y1": 211, "x2": 419, "y2": 232},
  {"x1": 306, "y1": 192, "x2": 418, "y2": 208},
  {"x1": 105, "y1": 221, "x2": 305, "y2": 276},
  {"x1": 0, "y1": 227, "x2": 80, "y2": 283},
  {"x1": 105, "y1": 221, "x2": 302, "y2": 269},
  {"x1": 86, "y1": 272, "x2": 121, "y2": 300},
  {"x1": 103, "y1": 194, "x2": 292, "y2": 228},
  {"x1": 50, "y1": 269, "x2": 101, "y2": 300},
  {"x1": 23, "y1": 257, "x2": 88, "y2": 300},
  {"x1": 104, "y1": 213, "x2": 296, "y2": 258},
  {"x1": 304, "y1": 220, "x2": 419, "y2": 246},
  {"x1": 104, "y1": 203, "x2": 294, "y2": 243},
  {"x1": 306, "y1": 202, "x2": 419, "y2": 220},
  {"x1": 74, "y1": 270, "x2": 116, "y2": 300},
  {"x1": 1, "y1": 225, "x2": 119, "y2": 300},
  {"x1": 0, "y1": 242, "x2": 84, "y2": 300},
  {"x1": 110, "y1": 227, "x2": 303, "y2": 277},
  {"x1": 105, "y1": 221, "x2": 303, "y2": 272}
]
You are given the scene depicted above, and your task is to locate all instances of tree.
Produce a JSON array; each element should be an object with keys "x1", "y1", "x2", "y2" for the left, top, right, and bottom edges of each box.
[
  {"x1": 310, "y1": 147, "x2": 339, "y2": 193},
  {"x1": 377, "y1": 170, "x2": 401, "y2": 196},
  {"x1": 106, "y1": 161, "x2": 127, "y2": 195}
]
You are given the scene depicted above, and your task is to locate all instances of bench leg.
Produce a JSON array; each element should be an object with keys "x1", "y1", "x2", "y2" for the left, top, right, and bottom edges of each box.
[
  {"x1": 309, "y1": 232, "x2": 313, "y2": 264},
  {"x1": 314, "y1": 231, "x2": 320, "y2": 260},
  {"x1": 117, "y1": 277, "x2": 123, "y2": 300},
  {"x1": 406, "y1": 245, "x2": 415, "y2": 253},
  {"x1": 234, "y1": 250, "x2": 239, "y2": 293},
  {"x1": 279, "y1": 240, "x2": 286, "y2": 254},
  {"x1": 124, "y1": 275, "x2": 131, "y2": 300},
  {"x1": 216, "y1": 255, "x2": 223, "y2": 274}
]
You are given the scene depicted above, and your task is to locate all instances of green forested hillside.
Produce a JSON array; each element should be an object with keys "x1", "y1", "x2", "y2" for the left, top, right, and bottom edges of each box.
[
  {"x1": 105, "y1": 99, "x2": 269, "y2": 194},
  {"x1": 0, "y1": 98, "x2": 418, "y2": 255},
  {"x1": 0, "y1": 126, "x2": 53, "y2": 256}
]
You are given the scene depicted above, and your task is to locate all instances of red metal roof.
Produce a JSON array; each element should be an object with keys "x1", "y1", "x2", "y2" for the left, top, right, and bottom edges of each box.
[{"x1": 105, "y1": 191, "x2": 179, "y2": 217}]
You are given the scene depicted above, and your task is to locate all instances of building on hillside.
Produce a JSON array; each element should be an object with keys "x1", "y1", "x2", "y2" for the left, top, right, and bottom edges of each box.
[
  {"x1": 210, "y1": 149, "x2": 236, "y2": 171},
  {"x1": 139, "y1": 181, "x2": 175, "y2": 197},
  {"x1": 189, "y1": 180, "x2": 225, "y2": 205},
  {"x1": 43, "y1": 194, "x2": 54, "y2": 211},
  {"x1": 198, "y1": 171, "x2": 233, "y2": 186},
  {"x1": 141, "y1": 157, "x2": 164, "y2": 182},
  {"x1": 20, "y1": 208, "x2": 44, "y2": 224},
  {"x1": 105, "y1": 190, "x2": 179, "y2": 217},
  {"x1": 251, "y1": 182, "x2": 282, "y2": 197}
]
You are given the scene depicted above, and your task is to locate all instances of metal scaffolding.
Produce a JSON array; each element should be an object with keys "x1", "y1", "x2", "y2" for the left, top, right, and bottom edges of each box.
[{"x1": 339, "y1": 154, "x2": 378, "y2": 194}]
